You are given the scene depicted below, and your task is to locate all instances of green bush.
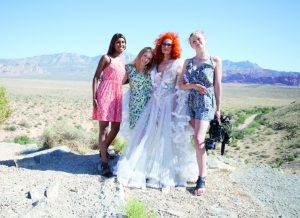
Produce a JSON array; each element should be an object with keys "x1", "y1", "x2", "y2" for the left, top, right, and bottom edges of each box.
[
  {"x1": 124, "y1": 198, "x2": 156, "y2": 218},
  {"x1": 41, "y1": 119, "x2": 97, "y2": 153},
  {"x1": 112, "y1": 136, "x2": 127, "y2": 154},
  {"x1": 0, "y1": 86, "x2": 12, "y2": 126},
  {"x1": 14, "y1": 135, "x2": 33, "y2": 145},
  {"x1": 232, "y1": 130, "x2": 245, "y2": 140},
  {"x1": 243, "y1": 127, "x2": 255, "y2": 135}
]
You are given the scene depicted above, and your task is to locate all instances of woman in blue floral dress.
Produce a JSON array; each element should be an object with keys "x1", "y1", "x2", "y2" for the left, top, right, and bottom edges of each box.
[
  {"x1": 125, "y1": 47, "x2": 155, "y2": 129},
  {"x1": 179, "y1": 31, "x2": 222, "y2": 196}
]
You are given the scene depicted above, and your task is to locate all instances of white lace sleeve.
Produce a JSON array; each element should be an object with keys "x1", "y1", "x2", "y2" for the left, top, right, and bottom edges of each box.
[{"x1": 172, "y1": 59, "x2": 191, "y2": 128}]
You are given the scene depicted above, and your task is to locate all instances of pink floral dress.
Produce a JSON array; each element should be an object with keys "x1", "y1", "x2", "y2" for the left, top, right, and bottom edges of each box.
[{"x1": 93, "y1": 57, "x2": 126, "y2": 122}]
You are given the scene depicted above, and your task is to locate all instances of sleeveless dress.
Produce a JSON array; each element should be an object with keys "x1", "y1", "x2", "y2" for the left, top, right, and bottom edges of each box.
[
  {"x1": 116, "y1": 59, "x2": 197, "y2": 189},
  {"x1": 183, "y1": 57, "x2": 216, "y2": 121},
  {"x1": 126, "y1": 65, "x2": 152, "y2": 129},
  {"x1": 92, "y1": 57, "x2": 126, "y2": 122}
]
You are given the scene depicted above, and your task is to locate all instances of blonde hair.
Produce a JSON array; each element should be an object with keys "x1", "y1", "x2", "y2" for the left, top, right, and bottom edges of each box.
[
  {"x1": 189, "y1": 30, "x2": 206, "y2": 45},
  {"x1": 133, "y1": 47, "x2": 155, "y2": 76}
]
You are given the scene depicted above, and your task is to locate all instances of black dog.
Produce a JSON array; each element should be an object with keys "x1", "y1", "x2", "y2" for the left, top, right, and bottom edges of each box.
[{"x1": 205, "y1": 115, "x2": 232, "y2": 155}]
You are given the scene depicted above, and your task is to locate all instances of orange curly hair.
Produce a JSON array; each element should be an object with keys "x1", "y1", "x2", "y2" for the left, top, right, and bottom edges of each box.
[{"x1": 154, "y1": 32, "x2": 181, "y2": 65}]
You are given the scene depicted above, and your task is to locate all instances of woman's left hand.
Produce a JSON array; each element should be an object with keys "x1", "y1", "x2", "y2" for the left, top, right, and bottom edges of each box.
[{"x1": 215, "y1": 110, "x2": 221, "y2": 120}]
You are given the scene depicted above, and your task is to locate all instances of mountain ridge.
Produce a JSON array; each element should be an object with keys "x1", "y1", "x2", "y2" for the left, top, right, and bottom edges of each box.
[{"x1": 1, "y1": 53, "x2": 299, "y2": 85}]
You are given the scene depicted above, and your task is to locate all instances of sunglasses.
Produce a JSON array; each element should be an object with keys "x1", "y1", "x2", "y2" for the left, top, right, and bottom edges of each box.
[{"x1": 161, "y1": 42, "x2": 173, "y2": 47}]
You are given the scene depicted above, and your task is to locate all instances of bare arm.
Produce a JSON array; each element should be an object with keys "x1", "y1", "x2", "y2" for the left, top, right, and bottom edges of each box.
[
  {"x1": 92, "y1": 55, "x2": 110, "y2": 107},
  {"x1": 178, "y1": 59, "x2": 208, "y2": 94},
  {"x1": 122, "y1": 65, "x2": 130, "y2": 85},
  {"x1": 213, "y1": 56, "x2": 222, "y2": 118}
]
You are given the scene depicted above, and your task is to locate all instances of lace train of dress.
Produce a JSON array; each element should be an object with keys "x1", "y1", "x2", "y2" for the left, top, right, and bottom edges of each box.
[{"x1": 116, "y1": 60, "x2": 197, "y2": 188}]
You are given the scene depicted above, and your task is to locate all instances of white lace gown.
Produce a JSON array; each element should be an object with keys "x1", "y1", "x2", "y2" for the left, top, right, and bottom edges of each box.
[{"x1": 116, "y1": 59, "x2": 198, "y2": 188}]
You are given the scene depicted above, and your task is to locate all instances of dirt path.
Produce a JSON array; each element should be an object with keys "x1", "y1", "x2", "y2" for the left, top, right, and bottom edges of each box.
[{"x1": 237, "y1": 114, "x2": 257, "y2": 130}]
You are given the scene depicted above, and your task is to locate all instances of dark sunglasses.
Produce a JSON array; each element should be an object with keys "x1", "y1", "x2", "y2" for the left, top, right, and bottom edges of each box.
[{"x1": 161, "y1": 42, "x2": 173, "y2": 47}]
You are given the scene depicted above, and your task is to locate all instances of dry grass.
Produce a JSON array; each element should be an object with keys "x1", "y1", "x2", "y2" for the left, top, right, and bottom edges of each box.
[{"x1": 1, "y1": 78, "x2": 300, "y2": 171}]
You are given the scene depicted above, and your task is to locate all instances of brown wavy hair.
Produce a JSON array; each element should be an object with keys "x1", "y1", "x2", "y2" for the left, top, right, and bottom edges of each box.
[{"x1": 154, "y1": 32, "x2": 181, "y2": 65}]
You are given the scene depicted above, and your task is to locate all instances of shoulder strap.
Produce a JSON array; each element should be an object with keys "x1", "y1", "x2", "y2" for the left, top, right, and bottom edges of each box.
[
  {"x1": 103, "y1": 56, "x2": 112, "y2": 70},
  {"x1": 210, "y1": 56, "x2": 215, "y2": 68}
]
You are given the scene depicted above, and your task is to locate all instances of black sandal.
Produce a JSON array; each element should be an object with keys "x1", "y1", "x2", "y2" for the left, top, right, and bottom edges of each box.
[
  {"x1": 106, "y1": 151, "x2": 116, "y2": 160},
  {"x1": 101, "y1": 162, "x2": 113, "y2": 178},
  {"x1": 99, "y1": 151, "x2": 116, "y2": 161},
  {"x1": 194, "y1": 176, "x2": 206, "y2": 195}
]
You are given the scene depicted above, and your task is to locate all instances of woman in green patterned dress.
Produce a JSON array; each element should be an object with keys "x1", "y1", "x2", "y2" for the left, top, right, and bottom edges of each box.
[{"x1": 125, "y1": 47, "x2": 155, "y2": 129}]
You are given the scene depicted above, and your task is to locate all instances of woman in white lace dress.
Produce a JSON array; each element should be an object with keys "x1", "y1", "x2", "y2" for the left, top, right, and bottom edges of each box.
[{"x1": 116, "y1": 32, "x2": 197, "y2": 189}]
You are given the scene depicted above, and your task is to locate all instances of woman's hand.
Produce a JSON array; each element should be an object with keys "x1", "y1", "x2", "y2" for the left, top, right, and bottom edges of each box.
[
  {"x1": 215, "y1": 110, "x2": 221, "y2": 120},
  {"x1": 194, "y1": 84, "x2": 208, "y2": 95}
]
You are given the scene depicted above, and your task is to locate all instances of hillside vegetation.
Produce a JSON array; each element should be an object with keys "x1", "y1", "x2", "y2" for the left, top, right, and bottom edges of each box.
[
  {"x1": 0, "y1": 79, "x2": 300, "y2": 173},
  {"x1": 0, "y1": 86, "x2": 12, "y2": 126},
  {"x1": 223, "y1": 101, "x2": 300, "y2": 173}
]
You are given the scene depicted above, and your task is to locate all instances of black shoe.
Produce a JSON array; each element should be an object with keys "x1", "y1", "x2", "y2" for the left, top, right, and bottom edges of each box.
[
  {"x1": 194, "y1": 176, "x2": 206, "y2": 196},
  {"x1": 101, "y1": 162, "x2": 113, "y2": 178},
  {"x1": 99, "y1": 151, "x2": 116, "y2": 161},
  {"x1": 106, "y1": 151, "x2": 116, "y2": 160}
]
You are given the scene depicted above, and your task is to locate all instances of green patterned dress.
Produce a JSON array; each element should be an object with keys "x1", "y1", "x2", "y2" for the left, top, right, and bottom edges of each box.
[{"x1": 126, "y1": 64, "x2": 152, "y2": 129}]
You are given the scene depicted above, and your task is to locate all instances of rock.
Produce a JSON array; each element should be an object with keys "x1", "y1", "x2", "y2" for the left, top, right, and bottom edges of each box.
[
  {"x1": 161, "y1": 186, "x2": 171, "y2": 193},
  {"x1": 45, "y1": 182, "x2": 60, "y2": 200},
  {"x1": 22, "y1": 199, "x2": 48, "y2": 218},
  {"x1": 27, "y1": 187, "x2": 45, "y2": 202}
]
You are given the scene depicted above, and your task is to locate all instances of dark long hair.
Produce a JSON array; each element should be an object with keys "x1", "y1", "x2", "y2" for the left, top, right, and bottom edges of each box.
[{"x1": 107, "y1": 33, "x2": 126, "y2": 56}]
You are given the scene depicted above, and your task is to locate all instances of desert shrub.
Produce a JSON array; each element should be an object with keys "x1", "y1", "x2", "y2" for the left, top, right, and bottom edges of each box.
[
  {"x1": 255, "y1": 114, "x2": 267, "y2": 125},
  {"x1": 18, "y1": 120, "x2": 31, "y2": 128},
  {"x1": 87, "y1": 127, "x2": 98, "y2": 150},
  {"x1": 243, "y1": 127, "x2": 255, "y2": 135},
  {"x1": 14, "y1": 135, "x2": 33, "y2": 144},
  {"x1": 112, "y1": 136, "x2": 127, "y2": 154},
  {"x1": 41, "y1": 119, "x2": 96, "y2": 153},
  {"x1": 124, "y1": 198, "x2": 157, "y2": 218},
  {"x1": 248, "y1": 120, "x2": 260, "y2": 129},
  {"x1": 229, "y1": 138, "x2": 239, "y2": 147},
  {"x1": 0, "y1": 86, "x2": 12, "y2": 126},
  {"x1": 233, "y1": 114, "x2": 246, "y2": 127},
  {"x1": 263, "y1": 101, "x2": 300, "y2": 131},
  {"x1": 4, "y1": 125, "x2": 17, "y2": 131},
  {"x1": 232, "y1": 130, "x2": 245, "y2": 140}
]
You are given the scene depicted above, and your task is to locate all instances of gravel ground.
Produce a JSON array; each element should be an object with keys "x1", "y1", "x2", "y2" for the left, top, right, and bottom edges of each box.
[
  {"x1": 0, "y1": 143, "x2": 299, "y2": 218},
  {"x1": 231, "y1": 164, "x2": 300, "y2": 218}
]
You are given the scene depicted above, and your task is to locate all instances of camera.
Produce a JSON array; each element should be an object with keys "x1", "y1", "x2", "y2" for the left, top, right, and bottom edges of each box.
[{"x1": 205, "y1": 115, "x2": 232, "y2": 155}]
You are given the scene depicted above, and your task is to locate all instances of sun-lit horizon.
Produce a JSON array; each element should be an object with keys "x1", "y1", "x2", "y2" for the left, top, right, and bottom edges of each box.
[{"x1": 1, "y1": 0, "x2": 299, "y2": 72}]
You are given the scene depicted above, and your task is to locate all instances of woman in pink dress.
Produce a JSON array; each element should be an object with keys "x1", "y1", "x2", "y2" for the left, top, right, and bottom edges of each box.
[{"x1": 92, "y1": 33, "x2": 126, "y2": 177}]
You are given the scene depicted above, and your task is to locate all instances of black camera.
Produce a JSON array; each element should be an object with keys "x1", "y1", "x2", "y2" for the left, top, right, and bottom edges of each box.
[{"x1": 205, "y1": 115, "x2": 232, "y2": 155}]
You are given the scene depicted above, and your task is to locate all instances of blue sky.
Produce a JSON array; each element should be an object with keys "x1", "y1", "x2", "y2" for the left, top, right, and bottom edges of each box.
[{"x1": 1, "y1": 0, "x2": 299, "y2": 72}]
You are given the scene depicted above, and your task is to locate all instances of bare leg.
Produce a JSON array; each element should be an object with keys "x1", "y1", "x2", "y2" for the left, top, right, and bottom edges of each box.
[
  {"x1": 189, "y1": 118, "x2": 195, "y2": 129},
  {"x1": 104, "y1": 122, "x2": 120, "y2": 150},
  {"x1": 99, "y1": 121, "x2": 109, "y2": 163},
  {"x1": 194, "y1": 119, "x2": 210, "y2": 195}
]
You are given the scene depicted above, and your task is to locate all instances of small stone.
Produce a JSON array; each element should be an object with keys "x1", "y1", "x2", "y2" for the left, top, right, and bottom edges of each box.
[
  {"x1": 161, "y1": 187, "x2": 170, "y2": 193},
  {"x1": 45, "y1": 182, "x2": 60, "y2": 200}
]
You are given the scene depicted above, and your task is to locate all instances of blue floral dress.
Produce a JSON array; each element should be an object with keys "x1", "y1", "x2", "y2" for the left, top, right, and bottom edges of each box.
[
  {"x1": 126, "y1": 64, "x2": 152, "y2": 128},
  {"x1": 183, "y1": 57, "x2": 216, "y2": 121}
]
